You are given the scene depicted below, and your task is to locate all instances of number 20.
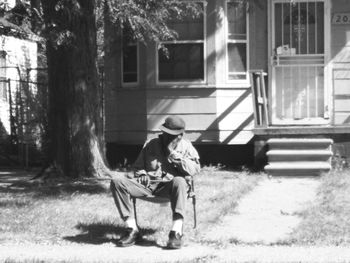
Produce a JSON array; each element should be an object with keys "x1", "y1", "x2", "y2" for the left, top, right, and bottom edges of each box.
[{"x1": 335, "y1": 15, "x2": 349, "y2": 23}]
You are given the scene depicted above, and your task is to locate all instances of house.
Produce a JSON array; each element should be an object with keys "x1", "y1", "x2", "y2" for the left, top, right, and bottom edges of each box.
[
  {"x1": 0, "y1": 3, "x2": 38, "y2": 166},
  {"x1": 104, "y1": 0, "x2": 350, "y2": 174},
  {"x1": 0, "y1": 21, "x2": 38, "y2": 134}
]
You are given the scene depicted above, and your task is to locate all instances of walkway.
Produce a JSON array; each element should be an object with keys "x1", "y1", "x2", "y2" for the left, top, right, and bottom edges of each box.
[{"x1": 205, "y1": 176, "x2": 320, "y2": 244}]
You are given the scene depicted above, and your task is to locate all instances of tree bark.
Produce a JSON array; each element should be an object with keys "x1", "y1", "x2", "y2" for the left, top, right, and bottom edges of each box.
[{"x1": 42, "y1": 0, "x2": 109, "y2": 178}]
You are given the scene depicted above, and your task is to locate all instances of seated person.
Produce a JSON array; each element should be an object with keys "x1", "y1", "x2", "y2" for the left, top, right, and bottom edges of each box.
[{"x1": 110, "y1": 115, "x2": 200, "y2": 249}]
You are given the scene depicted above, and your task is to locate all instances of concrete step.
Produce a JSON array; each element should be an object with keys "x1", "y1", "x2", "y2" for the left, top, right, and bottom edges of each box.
[
  {"x1": 267, "y1": 149, "x2": 333, "y2": 162},
  {"x1": 267, "y1": 138, "x2": 333, "y2": 150},
  {"x1": 264, "y1": 161, "x2": 331, "y2": 176}
]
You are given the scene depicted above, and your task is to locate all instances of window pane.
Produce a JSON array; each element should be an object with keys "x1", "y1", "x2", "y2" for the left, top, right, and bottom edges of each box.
[
  {"x1": 280, "y1": 2, "x2": 324, "y2": 55},
  {"x1": 228, "y1": 1, "x2": 247, "y2": 40},
  {"x1": 228, "y1": 43, "x2": 247, "y2": 73},
  {"x1": 316, "y1": 2, "x2": 324, "y2": 54},
  {"x1": 168, "y1": 3, "x2": 204, "y2": 40},
  {"x1": 159, "y1": 44, "x2": 204, "y2": 81},
  {"x1": 123, "y1": 45, "x2": 137, "y2": 83}
]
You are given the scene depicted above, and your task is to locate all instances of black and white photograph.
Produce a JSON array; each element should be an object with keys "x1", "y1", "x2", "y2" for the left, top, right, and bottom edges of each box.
[{"x1": 0, "y1": 0, "x2": 350, "y2": 262}]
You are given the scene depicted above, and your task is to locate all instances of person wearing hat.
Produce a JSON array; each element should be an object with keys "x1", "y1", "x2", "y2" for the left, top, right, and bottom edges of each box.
[{"x1": 110, "y1": 115, "x2": 200, "y2": 249}]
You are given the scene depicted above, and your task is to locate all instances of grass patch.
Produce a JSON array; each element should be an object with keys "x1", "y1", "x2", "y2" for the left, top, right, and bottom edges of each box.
[
  {"x1": 288, "y1": 169, "x2": 350, "y2": 246},
  {"x1": 0, "y1": 167, "x2": 262, "y2": 247}
]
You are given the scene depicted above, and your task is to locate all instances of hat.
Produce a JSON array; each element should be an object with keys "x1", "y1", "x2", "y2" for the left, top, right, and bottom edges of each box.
[{"x1": 159, "y1": 116, "x2": 185, "y2": 135}]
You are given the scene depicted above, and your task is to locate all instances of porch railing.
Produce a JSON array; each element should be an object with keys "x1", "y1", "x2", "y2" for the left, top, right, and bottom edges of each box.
[{"x1": 249, "y1": 70, "x2": 269, "y2": 127}]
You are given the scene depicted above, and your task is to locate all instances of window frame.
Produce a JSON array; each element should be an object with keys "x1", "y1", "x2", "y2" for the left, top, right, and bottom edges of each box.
[
  {"x1": 225, "y1": 0, "x2": 250, "y2": 84},
  {"x1": 121, "y1": 40, "x2": 140, "y2": 87},
  {"x1": 155, "y1": 1, "x2": 207, "y2": 85}
]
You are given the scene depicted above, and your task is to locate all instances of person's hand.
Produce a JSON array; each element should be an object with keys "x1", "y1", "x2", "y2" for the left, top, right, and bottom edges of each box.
[
  {"x1": 167, "y1": 136, "x2": 180, "y2": 154},
  {"x1": 138, "y1": 175, "x2": 150, "y2": 187},
  {"x1": 168, "y1": 150, "x2": 182, "y2": 164}
]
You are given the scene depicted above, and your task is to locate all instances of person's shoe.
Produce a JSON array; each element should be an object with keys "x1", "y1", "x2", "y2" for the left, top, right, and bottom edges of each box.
[
  {"x1": 116, "y1": 228, "x2": 139, "y2": 247},
  {"x1": 166, "y1": 231, "x2": 183, "y2": 249}
]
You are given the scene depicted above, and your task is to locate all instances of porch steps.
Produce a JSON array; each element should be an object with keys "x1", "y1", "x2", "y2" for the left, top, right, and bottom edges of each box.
[
  {"x1": 264, "y1": 138, "x2": 333, "y2": 176},
  {"x1": 267, "y1": 150, "x2": 332, "y2": 162}
]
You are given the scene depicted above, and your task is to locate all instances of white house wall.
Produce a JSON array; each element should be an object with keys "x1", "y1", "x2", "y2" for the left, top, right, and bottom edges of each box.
[{"x1": 0, "y1": 35, "x2": 37, "y2": 135}]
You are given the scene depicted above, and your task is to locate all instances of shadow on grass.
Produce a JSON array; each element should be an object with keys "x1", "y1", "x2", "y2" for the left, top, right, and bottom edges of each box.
[
  {"x1": 64, "y1": 222, "x2": 160, "y2": 247},
  {"x1": 0, "y1": 199, "x2": 31, "y2": 208},
  {"x1": 0, "y1": 181, "x2": 109, "y2": 198},
  {"x1": 0, "y1": 170, "x2": 111, "y2": 198}
]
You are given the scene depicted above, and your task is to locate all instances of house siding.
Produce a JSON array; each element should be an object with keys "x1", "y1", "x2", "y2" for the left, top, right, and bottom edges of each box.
[
  {"x1": 104, "y1": 0, "x2": 267, "y2": 146},
  {"x1": 331, "y1": 0, "x2": 350, "y2": 125}
]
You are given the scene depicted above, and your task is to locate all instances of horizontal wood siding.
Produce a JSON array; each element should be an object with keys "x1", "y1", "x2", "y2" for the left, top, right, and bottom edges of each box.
[
  {"x1": 216, "y1": 89, "x2": 254, "y2": 143},
  {"x1": 146, "y1": 88, "x2": 254, "y2": 144},
  {"x1": 146, "y1": 88, "x2": 219, "y2": 143},
  {"x1": 103, "y1": 0, "x2": 260, "y2": 145},
  {"x1": 105, "y1": 131, "x2": 148, "y2": 144},
  {"x1": 147, "y1": 97, "x2": 216, "y2": 114},
  {"x1": 147, "y1": 114, "x2": 217, "y2": 131},
  {"x1": 146, "y1": 130, "x2": 254, "y2": 145},
  {"x1": 331, "y1": 0, "x2": 350, "y2": 125},
  {"x1": 104, "y1": 89, "x2": 148, "y2": 143}
]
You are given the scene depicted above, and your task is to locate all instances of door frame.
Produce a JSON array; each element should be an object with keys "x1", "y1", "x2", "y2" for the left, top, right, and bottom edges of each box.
[{"x1": 267, "y1": 0, "x2": 332, "y2": 125}]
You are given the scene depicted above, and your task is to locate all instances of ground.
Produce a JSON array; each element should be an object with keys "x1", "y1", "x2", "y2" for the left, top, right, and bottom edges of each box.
[{"x1": 1, "y1": 170, "x2": 350, "y2": 263}]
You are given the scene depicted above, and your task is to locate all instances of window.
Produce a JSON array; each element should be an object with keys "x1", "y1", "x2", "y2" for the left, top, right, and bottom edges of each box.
[
  {"x1": 158, "y1": 2, "x2": 205, "y2": 83},
  {"x1": 227, "y1": 0, "x2": 248, "y2": 82},
  {"x1": 122, "y1": 42, "x2": 138, "y2": 84},
  {"x1": 122, "y1": 26, "x2": 138, "y2": 85},
  {"x1": 0, "y1": 51, "x2": 7, "y2": 101}
]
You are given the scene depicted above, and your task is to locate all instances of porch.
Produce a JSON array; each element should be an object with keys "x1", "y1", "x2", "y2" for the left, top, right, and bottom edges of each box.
[
  {"x1": 250, "y1": 71, "x2": 349, "y2": 175},
  {"x1": 254, "y1": 126, "x2": 350, "y2": 136}
]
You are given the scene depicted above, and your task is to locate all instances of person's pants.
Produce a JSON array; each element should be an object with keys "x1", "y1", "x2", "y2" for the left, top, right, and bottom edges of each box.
[{"x1": 110, "y1": 175, "x2": 188, "y2": 220}]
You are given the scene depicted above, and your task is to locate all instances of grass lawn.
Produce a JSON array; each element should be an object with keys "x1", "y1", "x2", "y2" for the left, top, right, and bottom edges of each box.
[
  {"x1": 288, "y1": 169, "x2": 350, "y2": 246},
  {"x1": 0, "y1": 167, "x2": 262, "y2": 247}
]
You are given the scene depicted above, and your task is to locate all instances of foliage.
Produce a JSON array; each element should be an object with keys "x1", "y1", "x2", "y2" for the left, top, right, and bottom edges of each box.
[
  {"x1": 331, "y1": 151, "x2": 349, "y2": 171},
  {"x1": 0, "y1": 0, "x2": 203, "y2": 174},
  {"x1": 1, "y1": 0, "x2": 202, "y2": 46},
  {"x1": 1, "y1": 0, "x2": 203, "y2": 66},
  {"x1": 102, "y1": 0, "x2": 202, "y2": 43},
  {"x1": 287, "y1": 169, "x2": 350, "y2": 246}
]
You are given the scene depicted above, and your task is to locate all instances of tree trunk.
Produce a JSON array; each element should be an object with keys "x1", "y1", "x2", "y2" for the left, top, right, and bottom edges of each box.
[{"x1": 42, "y1": 0, "x2": 109, "y2": 178}]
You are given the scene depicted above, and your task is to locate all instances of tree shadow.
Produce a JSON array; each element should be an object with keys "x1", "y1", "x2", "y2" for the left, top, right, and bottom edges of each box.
[
  {"x1": 63, "y1": 222, "x2": 160, "y2": 247},
  {"x1": 0, "y1": 180, "x2": 109, "y2": 199},
  {"x1": 0, "y1": 199, "x2": 30, "y2": 208}
]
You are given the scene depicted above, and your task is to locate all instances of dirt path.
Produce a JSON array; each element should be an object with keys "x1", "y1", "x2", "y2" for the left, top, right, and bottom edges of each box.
[{"x1": 1, "y1": 171, "x2": 350, "y2": 262}]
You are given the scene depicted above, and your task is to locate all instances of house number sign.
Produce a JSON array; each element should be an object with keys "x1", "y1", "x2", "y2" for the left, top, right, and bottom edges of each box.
[{"x1": 332, "y1": 13, "x2": 350, "y2": 24}]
